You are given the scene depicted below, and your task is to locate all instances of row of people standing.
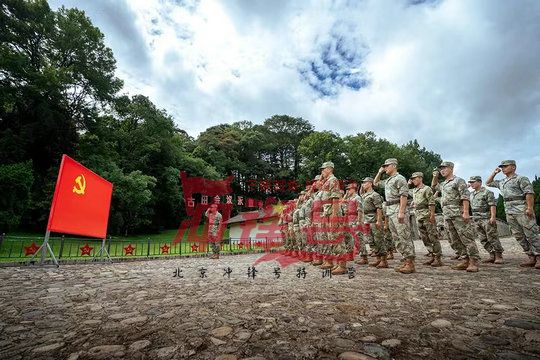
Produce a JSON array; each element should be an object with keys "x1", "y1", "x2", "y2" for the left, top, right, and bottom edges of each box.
[{"x1": 278, "y1": 158, "x2": 540, "y2": 274}]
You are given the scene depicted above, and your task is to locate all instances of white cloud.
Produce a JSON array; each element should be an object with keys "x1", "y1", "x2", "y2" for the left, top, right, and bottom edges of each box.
[{"x1": 49, "y1": 0, "x2": 540, "y2": 180}]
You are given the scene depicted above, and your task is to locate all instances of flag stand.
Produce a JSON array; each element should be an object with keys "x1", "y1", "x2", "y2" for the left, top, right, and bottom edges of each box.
[
  {"x1": 29, "y1": 230, "x2": 59, "y2": 267},
  {"x1": 94, "y1": 237, "x2": 112, "y2": 263}
]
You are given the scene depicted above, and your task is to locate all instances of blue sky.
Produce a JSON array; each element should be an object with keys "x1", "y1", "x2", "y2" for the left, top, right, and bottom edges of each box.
[{"x1": 49, "y1": 0, "x2": 540, "y2": 181}]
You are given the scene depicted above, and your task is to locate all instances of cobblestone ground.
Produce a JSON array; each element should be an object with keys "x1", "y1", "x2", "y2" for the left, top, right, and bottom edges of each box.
[{"x1": 0, "y1": 237, "x2": 539, "y2": 360}]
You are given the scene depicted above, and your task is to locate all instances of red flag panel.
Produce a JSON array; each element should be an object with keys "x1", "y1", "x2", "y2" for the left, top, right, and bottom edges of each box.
[{"x1": 47, "y1": 155, "x2": 113, "y2": 238}]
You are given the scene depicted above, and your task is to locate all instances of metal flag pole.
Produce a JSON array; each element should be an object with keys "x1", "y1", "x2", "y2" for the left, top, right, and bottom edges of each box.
[
  {"x1": 28, "y1": 230, "x2": 59, "y2": 267},
  {"x1": 94, "y1": 237, "x2": 112, "y2": 263}
]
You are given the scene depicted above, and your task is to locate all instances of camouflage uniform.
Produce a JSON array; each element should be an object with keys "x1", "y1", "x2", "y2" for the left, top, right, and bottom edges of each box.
[
  {"x1": 487, "y1": 173, "x2": 540, "y2": 256},
  {"x1": 382, "y1": 203, "x2": 395, "y2": 253},
  {"x1": 319, "y1": 174, "x2": 344, "y2": 260},
  {"x1": 286, "y1": 206, "x2": 295, "y2": 252},
  {"x1": 205, "y1": 209, "x2": 223, "y2": 255},
  {"x1": 412, "y1": 184, "x2": 442, "y2": 256},
  {"x1": 433, "y1": 176, "x2": 480, "y2": 260},
  {"x1": 381, "y1": 173, "x2": 414, "y2": 259},
  {"x1": 470, "y1": 186, "x2": 503, "y2": 254},
  {"x1": 292, "y1": 199, "x2": 303, "y2": 253},
  {"x1": 278, "y1": 212, "x2": 287, "y2": 251},
  {"x1": 342, "y1": 190, "x2": 363, "y2": 259},
  {"x1": 312, "y1": 179, "x2": 326, "y2": 260},
  {"x1": 300, "y1": 193, "x2": 314, "y2": 256},
  {"x1": 361, "y1": 190, "x2": 386, "y2": 256}
]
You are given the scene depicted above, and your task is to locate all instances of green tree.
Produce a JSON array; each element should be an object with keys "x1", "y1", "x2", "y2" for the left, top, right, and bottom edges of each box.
[
  {"x1": 262, "y1": 115, "x2": 314, "y2": 177},
  {"x1": 0, "y1": 161, "x2": 34, "y2": 231},
  {"x1": 298, "y1": 130, "x2": 349, "y2": 181}
]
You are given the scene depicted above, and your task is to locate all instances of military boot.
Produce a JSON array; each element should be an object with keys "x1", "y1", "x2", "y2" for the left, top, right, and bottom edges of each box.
[
  {"x1": 423, "y1": 254, "x2": 435, "y2": 266},
  {"x1": 466, "y1": 257, "x2": 479, "y2": 272},
  {"x1": 369, "y1": 256, "x2": 382, "y2": 267},
  {"x1": 376, "y1": 255, "x2": 389, "y2": 268},
  {"x1": 482, "y1": 253, "x2": 495, "y2": 263},
  {"x1": 431, "y1": 255, "x2": 444, "y2": 267},
  {"x1": 494, "y1": 252, "x2": 504, "y2": 264},
  {"x1": 398, "y1": 259, "x2": 416, "y2": 274},
  {"x1": 520, "y1": 255, "x2": 536, "y2": 267},
  {"x1": 331, "y1": 261, "x2": 348, "y2": 275},
  {"x1": 452, "y1": 258, "x2": 469, "y2": 270},
  {"x1": 320, "y1": 260, "x2": 334, "y2": 269},
  {"x1": 355, "y1": 255, "x2": 369, "y2": 265}
]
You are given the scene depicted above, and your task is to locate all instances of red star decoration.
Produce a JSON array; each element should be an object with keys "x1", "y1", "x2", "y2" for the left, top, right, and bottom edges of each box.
[
  {"x1": 238, "y1": 243, "x2": 244, "y2": 249},
  {"x1": 255, "y1": 241, "x2": 262, "y2": 248},
  {"x1": 24, "y1": 242, "x2": 40, "y2": 256},
  {"x1": 80, "y1": 243, "x2": 93, "y2": 256},
  {"x1": 160, "y1": 244, "x2": 170, "y2": 254},
  {"x1": 191, "y1": 243, "x2": 199, "y2": 252},
  {"x1": 124, "y1": 244, "x2": 135, "y2": 255}
]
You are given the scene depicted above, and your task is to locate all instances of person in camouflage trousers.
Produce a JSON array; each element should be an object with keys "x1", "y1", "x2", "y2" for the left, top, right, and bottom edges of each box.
[
  {"x1": 468, "y1": 175, "x2": 505, "y2": 264},
  {"x1": 432, "y1": 161, "x2": 480, "y2": 272},
  {"x1": 487, "y1": 160, "x2": 540, "y2": 269},
  {"x1": 375, "y1": 158, "x2": 416, "y2": 274},
  {"x1": 434, "y1": 190, "x2": 467, "y2": 260},
  {"x1": 300, "y1": 185, "x2": 315, "y2": 262},
  {"x1": 382, "y1": 202, "x2": 396, "y2": 260},
  {"x1": 316, "y1": 161, "x2": 346, "y2": 274},
  {"x1": 284, "y1": 201, "x2": 295, "y2": 255},
  {"x1": 342, "y1": 182, "x2": 364, "y2": 265},
  {"x1": 205, "y1": 204, "x2": 223, "y2": 259},
  {"x1": 311, "y1": 174, "x2": 326, "y2": 266},
  {"x1": 358, "y1": 177, "x2": 387, "y2": 268},
  {"x1": 291, "y1": 195, "x2": 303, "y2": 257},
  {"x1": 409, "y1": 172, "x2": 443, "y2": 267}
]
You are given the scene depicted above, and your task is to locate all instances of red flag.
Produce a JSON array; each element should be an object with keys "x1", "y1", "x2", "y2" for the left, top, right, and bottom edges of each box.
[{"x1": 47, "y1": 155, "x2": 113, "y2": 238}]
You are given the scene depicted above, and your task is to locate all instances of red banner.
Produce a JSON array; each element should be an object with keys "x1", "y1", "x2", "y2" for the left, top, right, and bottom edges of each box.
[{"x1": 47, "y1": 155, "x2": 113, "y2": 238}]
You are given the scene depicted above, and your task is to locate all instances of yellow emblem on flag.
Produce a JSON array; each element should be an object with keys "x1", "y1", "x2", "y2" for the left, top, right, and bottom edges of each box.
[{"x1": 73, "y1": 174, "x2": 86, "y2": 195}]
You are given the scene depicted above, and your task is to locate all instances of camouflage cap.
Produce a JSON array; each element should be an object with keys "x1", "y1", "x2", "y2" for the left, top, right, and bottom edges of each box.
[
  {"x1": 362, "y1": 177, "x2": 374, "y2": 183},
  {"x1": 498, "y1": 160, "x2": 516, "y2": 167},
  {"x1": 468, "y1": 176, "x2": 482, "y2": 183},
  {"x1": 382, "y1": 158, "x2": 398, "y2": 167},
  {"x1": 320, "y1": 161, "x2": 334, "y2": 169},
  {"x1": 438, "y1": 161, "x2": 454, "y2": 168},
  {"x1": 346, "y1": 182, "x2": 358, "y2": 189},
  {"x1": 410, "y1": 172, "x2": 424, "y2": 179}
]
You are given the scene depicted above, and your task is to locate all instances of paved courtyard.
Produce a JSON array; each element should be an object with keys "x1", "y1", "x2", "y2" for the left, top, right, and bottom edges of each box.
[{"x1": 0, "y1": 237, "x2": 539, "y2": 360}]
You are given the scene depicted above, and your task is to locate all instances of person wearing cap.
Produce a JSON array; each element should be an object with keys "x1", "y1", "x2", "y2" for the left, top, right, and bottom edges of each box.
[
  {"x1": 311, "y1": 172, "x2": 327, "y2": 266},
  {"x1": 342, "y1": 182, "x2": 364, "y2": 266},
  {"x1": 291, "y1": 192, "x2": 306, "y2": 259},
  {"x1": 409, "y1": 172, "x2": 443, "y2": 267},
  {"x1": 300, "y1": 188, "x2": 314, "y2": 262},
  {"x1": 357, "y1": 177, "x2": 386, "y2": 267},
  {"x1": 432, "y1": 179, "x2": 467, "y2": 260},
  {"x1": 432, "y1": 161, "x2": 480, "y2": 272},
  {"x1": 381, "y1": 202, "x2": 396, "y2": 260},
  {"x1": 205, "y1": 203, "x2": 223, "y2": 259},
  {"x1": 468, "y1": 176, "x2": 504, "y2": 264},
  {"x1": 374, "y1": 158, "x2": 415, "y2": 273},
  {"x1": 285, "y1": 200, "x2": 296, "y2": 256},
  {"x1": 316, "y1": 161, "x2": 349, "y2": 274},
  {"x1": 486, "y1": 160, "x2": 540, "y2": 269}
]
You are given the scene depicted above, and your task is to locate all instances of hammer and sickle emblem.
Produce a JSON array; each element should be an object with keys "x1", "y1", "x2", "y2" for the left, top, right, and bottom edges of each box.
[{"x1": 73, "y1": 174, "x2": 86, "y2": 195}]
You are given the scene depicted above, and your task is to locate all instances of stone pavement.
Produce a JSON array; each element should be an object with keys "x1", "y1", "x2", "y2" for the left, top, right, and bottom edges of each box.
[{"x1": 0, "y1": 237, "x2": 539, "y2": 360}]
